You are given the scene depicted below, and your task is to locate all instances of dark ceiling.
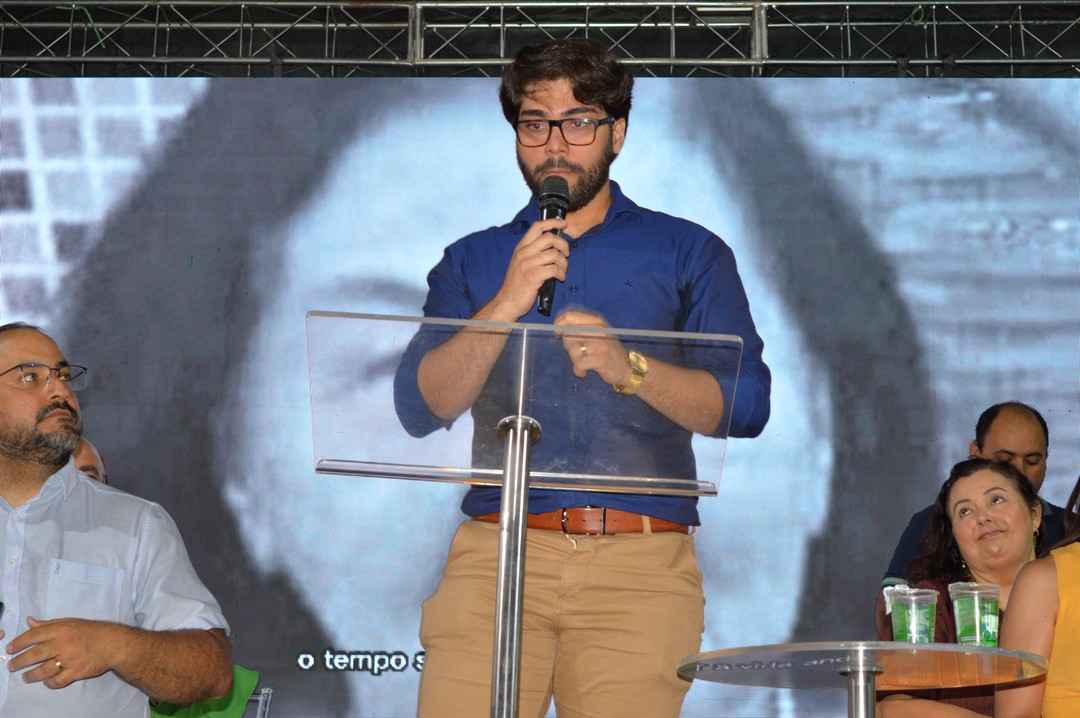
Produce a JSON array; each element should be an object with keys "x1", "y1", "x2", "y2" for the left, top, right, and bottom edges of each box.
[{"x1": 2, "y1": 1, "x2": 1079, "y2": 78}]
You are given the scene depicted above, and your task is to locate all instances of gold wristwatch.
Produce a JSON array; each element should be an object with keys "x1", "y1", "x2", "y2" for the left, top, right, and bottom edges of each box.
[{"x1": 614, "y1": 351, "x2": 649, "y2": 395}]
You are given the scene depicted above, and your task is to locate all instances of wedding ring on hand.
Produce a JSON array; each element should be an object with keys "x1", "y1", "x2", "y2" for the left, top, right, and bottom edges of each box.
[{"x1": 55, "y1": 659, "x2": 64, "y2": 672}]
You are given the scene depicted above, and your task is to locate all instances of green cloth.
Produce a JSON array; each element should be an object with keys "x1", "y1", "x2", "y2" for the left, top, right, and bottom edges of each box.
[{"x1": 151, "y1": 665, "x2": 259, "y2": 718}]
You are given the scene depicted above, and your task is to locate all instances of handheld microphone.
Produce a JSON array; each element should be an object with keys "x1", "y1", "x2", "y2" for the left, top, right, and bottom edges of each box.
[{"x1": 536, "y1": 175, "x2": 570, "y2": 316}]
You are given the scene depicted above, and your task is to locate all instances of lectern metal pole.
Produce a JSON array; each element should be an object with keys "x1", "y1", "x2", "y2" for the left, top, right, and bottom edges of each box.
[{"x1": 491, "y1": 414, "x2": 540, "y2": 718}]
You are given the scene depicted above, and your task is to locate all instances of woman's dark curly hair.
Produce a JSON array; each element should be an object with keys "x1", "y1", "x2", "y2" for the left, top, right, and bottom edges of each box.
[{"x1": 907, "y1": 457, "x2": 1042, "y2": 584}]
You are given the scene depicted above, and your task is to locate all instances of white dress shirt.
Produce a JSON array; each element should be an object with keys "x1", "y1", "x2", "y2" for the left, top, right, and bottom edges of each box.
[{"x1": 0, "y1": 458, "x2": 228, "y2": 717}]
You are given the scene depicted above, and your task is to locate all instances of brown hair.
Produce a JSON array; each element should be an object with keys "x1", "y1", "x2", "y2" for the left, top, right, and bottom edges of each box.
[{"x1": 499, "y1": 39, "x2": 634, "y2": 126}]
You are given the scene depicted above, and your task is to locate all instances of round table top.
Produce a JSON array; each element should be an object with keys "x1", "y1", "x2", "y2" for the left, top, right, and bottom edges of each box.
[{"x1": 679, "y1": 641, "x2": 1048, "y2": 692}]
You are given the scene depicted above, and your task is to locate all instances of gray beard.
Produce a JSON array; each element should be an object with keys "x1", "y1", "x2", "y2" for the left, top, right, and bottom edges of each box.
[{"x1": 0, "y1": 423, "x2": 80, "y2": 469}]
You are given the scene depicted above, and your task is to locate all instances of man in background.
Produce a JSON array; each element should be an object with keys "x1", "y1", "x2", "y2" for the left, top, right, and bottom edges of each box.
[
  {"x1": 0, "y1": 322, "x2": 232, "y2": 717},
  {"x1": 73, "y1": 437, "x2": 107, "y2": 483}
]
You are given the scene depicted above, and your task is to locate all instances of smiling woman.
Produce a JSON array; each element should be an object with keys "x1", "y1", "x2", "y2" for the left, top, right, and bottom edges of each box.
[
  {"x1": 949, "y1": 469, "x2": 1043, "y2": 593},
  {"x1": 876, "y1": 457, "x2": 1044, "y2": 718}
]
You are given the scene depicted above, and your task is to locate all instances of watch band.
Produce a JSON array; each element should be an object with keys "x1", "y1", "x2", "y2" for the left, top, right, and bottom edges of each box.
[{"x1": 614, "y1": 351, "x2": 648, "y2": 395}]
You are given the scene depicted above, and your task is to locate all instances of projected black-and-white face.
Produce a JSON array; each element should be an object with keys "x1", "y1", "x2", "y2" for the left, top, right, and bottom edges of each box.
[
  {"x1": 210, "y1": 79, "x2": 828, "y2": 715},
  {"x1": 12, "y1": 76, "x2": 1075, "y2": 718}
]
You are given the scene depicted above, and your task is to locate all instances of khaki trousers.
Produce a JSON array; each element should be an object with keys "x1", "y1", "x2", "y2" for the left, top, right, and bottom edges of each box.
[{"x1": 417, "y1": 520, "x2": 705, "y2": 718}]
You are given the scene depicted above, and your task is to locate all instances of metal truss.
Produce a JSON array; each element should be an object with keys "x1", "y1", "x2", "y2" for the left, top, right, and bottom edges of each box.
[{"x1": 1, "y1": 1, "x2": 1078, "y2": 78}]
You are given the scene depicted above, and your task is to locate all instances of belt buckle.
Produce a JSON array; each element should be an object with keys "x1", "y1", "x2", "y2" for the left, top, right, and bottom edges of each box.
[{"x1": 561, "y1": 507, "x2": 607, "y2": 535}]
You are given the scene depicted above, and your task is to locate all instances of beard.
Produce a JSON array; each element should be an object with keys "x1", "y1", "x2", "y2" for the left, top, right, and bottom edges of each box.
[
  {"x1": 518, "y1": 136, "x2": 618, "y2": 212},
  {"x1": 0, "y1": 401, "x2": 81, "y2": 468}
]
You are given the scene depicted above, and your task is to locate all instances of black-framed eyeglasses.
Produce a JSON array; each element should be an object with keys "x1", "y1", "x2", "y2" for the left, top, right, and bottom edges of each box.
[
  {"x1": 514, "y1": 117, "x2": 615, "y2": 147},
  {"x1": 0, "y1": 363, "x2": 88, "y2": 391}
]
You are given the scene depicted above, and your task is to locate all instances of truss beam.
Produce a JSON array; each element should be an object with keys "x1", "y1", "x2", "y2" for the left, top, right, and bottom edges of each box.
[{"x1": 1, "y1": 1, "x2": 1077, "y2": 77}]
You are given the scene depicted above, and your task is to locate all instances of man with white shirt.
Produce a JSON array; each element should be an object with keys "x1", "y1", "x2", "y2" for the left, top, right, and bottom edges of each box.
[{"x1": 0, "y1": 322, "x2": 232, "y2": 717}]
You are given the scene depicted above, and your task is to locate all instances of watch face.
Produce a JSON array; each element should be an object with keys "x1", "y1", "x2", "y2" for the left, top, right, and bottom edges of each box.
[{"x1": 628, "y1": 351, "x2": 649, "y2": 374}]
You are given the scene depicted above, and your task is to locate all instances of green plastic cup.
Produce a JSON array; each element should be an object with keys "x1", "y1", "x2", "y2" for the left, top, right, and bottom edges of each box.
[
  {"x1": 886, "y1": 586, "x2": 938, "y2": 643},
  {"x1": 949, "y1": 582, "x2": 1000, "y2": 646}
]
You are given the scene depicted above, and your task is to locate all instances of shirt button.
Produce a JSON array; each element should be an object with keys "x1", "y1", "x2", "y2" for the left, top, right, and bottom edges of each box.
[
  {"x1": 569, "y1": 284, "x2": 578, "y2": 292},
  {"x1": 12, "y1": 512, "x2": 19, "y2": 520},
  {"x1": 570, "y1": 240, "x2": 579, "y2": 249},
  {"x1": 8, "y1": 558, "x2": 16, "y2": 566},
  {"x1": 571, "y1": 384, "x2": 580, "y2": 392}
]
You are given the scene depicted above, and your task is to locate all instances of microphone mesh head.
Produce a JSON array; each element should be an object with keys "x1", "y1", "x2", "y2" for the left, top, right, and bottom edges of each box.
[{"x1": 538, "y1": 175, "x2": 569, "y2": 210}]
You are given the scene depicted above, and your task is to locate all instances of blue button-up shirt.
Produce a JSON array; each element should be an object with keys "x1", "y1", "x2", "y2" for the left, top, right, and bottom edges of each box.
[
  {"x1": 0, "y1": 459, "x2": 228, "y2": 717},
  {"x1": 395, "y1": 181, "x2": 771, "y2": 525}
]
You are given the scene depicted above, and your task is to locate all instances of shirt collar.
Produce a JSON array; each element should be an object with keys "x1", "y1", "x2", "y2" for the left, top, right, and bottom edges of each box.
[
  {"x1": 509, "y1": 180, "x2": 644, "y2": 235},
  {"x1": 0, "y1": 457, "x2": 76, "y2": 512},
  {"x1": 46, "y1": 456, "x2": 80, "y2": 501}
]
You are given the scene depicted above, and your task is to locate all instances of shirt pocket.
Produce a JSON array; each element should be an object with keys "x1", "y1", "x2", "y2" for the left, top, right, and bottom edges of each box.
[{"x1": 45, "y1": 559, "x2": 124, "y2": 623}]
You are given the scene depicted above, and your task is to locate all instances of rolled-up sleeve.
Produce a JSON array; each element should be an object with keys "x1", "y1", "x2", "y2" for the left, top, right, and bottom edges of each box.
[
  {"x1": 132, "y1": 503, "x2": 229, "y2": 634},
  {"x1": 682, "y1": 234, "x2": 771, "y2": 439},
  {"x1": 393, "y1": 240, "x2": 485, "y2": 438}
]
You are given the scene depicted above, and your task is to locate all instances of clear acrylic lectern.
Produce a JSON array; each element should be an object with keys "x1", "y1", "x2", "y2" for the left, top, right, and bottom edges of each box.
[{"x1": 306, "y1": 311, "x2": 745, "y2": 718}]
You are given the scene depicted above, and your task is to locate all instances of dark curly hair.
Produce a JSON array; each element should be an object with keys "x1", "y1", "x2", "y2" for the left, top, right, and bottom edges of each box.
[
  {"x1": 499, "y1": 38, "x2": 634, "y2": 127},
  {"x1": 907, "y1": 457, "x2": 1042, "y2": 584}
]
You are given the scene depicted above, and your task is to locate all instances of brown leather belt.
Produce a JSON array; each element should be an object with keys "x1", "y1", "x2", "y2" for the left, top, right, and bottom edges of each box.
[{"x1": 473, "y1": 507, "x2": 689, "y2": 535}]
